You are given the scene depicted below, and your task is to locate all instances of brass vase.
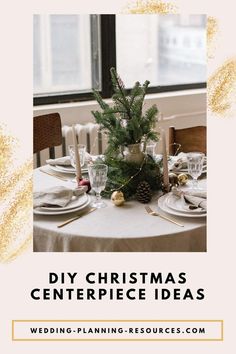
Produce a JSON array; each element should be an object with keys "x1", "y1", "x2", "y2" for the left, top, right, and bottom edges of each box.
[{"x1": 125, "y1": 143, "x2": 145, "y2": 164}]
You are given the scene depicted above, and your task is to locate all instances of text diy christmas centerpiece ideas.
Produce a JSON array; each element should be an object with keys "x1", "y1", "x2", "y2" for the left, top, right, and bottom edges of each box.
[{"x1": 92, "y1": 68, "x2": 162, "y2": 203}]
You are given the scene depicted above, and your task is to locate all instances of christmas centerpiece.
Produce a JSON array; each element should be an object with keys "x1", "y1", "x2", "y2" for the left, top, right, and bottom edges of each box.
[{"x1": 91, "y1": 68, "x2": 162, "y2": 202}]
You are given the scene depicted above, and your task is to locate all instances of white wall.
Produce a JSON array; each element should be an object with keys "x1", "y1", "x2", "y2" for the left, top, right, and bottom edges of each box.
[{"x1": 33, "y1": 88, "x2": 206, "y2": 127}]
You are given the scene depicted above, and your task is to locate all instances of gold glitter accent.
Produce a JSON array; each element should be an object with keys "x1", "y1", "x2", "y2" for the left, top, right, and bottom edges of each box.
[
  {"x1": 207, "y1": 17, "x2": 219, "y2": 58},
  {"x1": 0, "y1": 127, "x2": 32, "y2": 263},
  {"x1": 125, "y1": 0, "x2": 177, "y2": 14},
  {"x1": 0, "y1": 177, "x2": 32, "y2": 261},
  {"x1": 4, "y1": 234, "x2": 32, "y2": 263},
  {"x1": 0, "y1": 160, "x2": 32, "y2": 201},
  {"x1": 208, "y1": 59, "x2": 236, "y2": 116},
  {"x1": 0, "y1": 173, "x2": 32, "y2": 262},
  {"x1": 0, "y1": 127, "x2": 16, "y2": 171}
]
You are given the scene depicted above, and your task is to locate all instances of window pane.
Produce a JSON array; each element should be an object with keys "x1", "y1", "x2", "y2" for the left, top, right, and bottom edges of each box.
[
  {"x1": 116, "y1": 14, "x2": 206, "y2": 88},
  {"x1": 33, "y1": 15, "x2": 41, "y2": 89},
  {"x1": 33, "y1": 15, "x2": 100, "y2": 96}
]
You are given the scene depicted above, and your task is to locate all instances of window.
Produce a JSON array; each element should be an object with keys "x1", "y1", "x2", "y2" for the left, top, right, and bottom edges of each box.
[
  {"x1": 33, "y1": 14, "x2": 206, "y2": 106},
  {"x1": 33, "y1": 15, "x2": 100, "y2": 102},
  {"x1": 116, "y1": 14, "x2": 206, "y2": 88}
]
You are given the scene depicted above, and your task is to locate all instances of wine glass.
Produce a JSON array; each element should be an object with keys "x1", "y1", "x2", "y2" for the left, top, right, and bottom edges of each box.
[
  {"x1": 88, "y1": 164, "x2": 108, "y2": 208},
  {"x1": 68, "y1": 144, "x2": 86, "y2": 168},
  {"x1": 187, "y1": 152, "x2": 205, "y2": 189},
  {"x1": 146, "y1": 143, "x2": 156, "y2": 158}
]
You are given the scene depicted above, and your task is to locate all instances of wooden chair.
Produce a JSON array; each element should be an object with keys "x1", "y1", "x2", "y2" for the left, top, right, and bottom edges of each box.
[
  {"x1": 169, "y1": 126, "x2": 206, "y2": 155},
  {"x1": 34, "y1": 113, "x2": 63, "y2": 167}
]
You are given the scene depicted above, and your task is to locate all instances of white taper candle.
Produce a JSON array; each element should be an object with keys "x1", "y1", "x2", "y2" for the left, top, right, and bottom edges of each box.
[
  {"x1": 72, "y1": 124, "x2": 81, "y2": 184},
  {"x1": 161, "y1": 129, "x2": 170, "y2": 191}
]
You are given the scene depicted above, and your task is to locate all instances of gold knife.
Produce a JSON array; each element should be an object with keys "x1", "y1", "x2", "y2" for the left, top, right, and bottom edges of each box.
[
  {"x1": 39, "y1": 168, "x2": 68, "y2": 181},
  {"x1": 57, "y1": 207, "x2": 96, "y2": 228}
]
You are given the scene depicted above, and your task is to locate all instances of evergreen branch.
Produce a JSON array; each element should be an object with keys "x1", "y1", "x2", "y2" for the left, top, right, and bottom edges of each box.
[
  {"x1": 110, "y1": 68, "x2": 132, "y2": 120},
  {"x1": 129, "y1": 81, "x2": 142, "y2": 108},
  {"x1": 92, "y1": 68, "x2": 160, "y2": 150},
  {"x1": 138, "y1": 80, "x2": 150, "y2": 116},
  {"x1": 92, "y1": 89, "x2": 109, "y2": 110},
  {"x1": 111, "y1": 96, "x2": 131, "y2": 121},
  {"x1": 144, "y1": 105, "x2": 159, "y2": 127}
]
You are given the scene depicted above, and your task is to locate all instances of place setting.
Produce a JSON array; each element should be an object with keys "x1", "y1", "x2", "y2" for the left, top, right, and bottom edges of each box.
[
  {"x1": 157, "y1": 151, "x2": 207, "y2": 219},
  {"x1": 169, "y1": 151, "x2": 207, "y2": 175},
  {"x1": 33, "y1": 125, "x2": 90, "y2": 218},
  {"x1": 158, "y1": 187, "x2": 207, "y2": 219},
  {"x1": 33, "y1": 124, "x2": 110, "y2": 229},
  {"x1": 45, "y1": 143, "x2": 89, "y2": 176},
  {"x1": 33, "y1": 185, "x2": 91, "y2": 216}
]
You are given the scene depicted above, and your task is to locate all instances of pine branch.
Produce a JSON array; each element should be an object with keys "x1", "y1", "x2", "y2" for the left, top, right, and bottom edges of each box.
[
  {"x1": 110, "y1": 68, "x2": 132, "y2": 120},
  {"x1": 144, "y1": 105, "x2": 159, "y2": 127},
  {"x1": 92, "y1": 68, "x2": 159, "y2": 150},
  {"x1": 138, "y1": 80, "x2": 150, "y2": 117},
  {"x1": 129, "y1": 81, "x2": 142, "y2": 108},
  {"x1": 92, "y1": 89, "x2": 109, "y2": 110}
]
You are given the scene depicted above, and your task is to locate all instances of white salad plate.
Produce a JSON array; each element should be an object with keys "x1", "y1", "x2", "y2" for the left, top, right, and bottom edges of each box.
[
  {"x1": 40, "y1": 193, "x2": 89, "y2": 212},
  {"x1": 158, "y1": 194, "x2": 206, "y2": 218},
  {"x1": 34, "y1": 194, "x2": 91, "y2": 215},
  {"x1": 165, "y1": 194, "x2": 205, "y2": 214},
  {"x1": 175, "y1": 165, "x2": 207, "y2": 174},
  {"x1": 49, "y1": 165, "x2": 88, "y2": 174}
]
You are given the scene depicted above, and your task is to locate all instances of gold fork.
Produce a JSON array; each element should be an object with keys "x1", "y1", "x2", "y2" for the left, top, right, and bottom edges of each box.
[{"x1": 145, "y1": 205, "x2": 184, "y2": 227}]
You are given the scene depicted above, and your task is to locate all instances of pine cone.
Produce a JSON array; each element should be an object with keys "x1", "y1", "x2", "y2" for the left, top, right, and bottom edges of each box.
[{"x1": 136, "y1": 181, "x2": 152, "y2": 203}]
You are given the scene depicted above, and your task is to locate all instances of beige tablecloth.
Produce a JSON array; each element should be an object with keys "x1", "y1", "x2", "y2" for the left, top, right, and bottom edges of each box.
[{"x1": 33, "y1": 167, "x2": 206, "y2": 252}]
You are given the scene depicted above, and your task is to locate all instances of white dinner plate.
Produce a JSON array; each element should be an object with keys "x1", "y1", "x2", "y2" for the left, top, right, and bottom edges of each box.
[
  {"x1": 34, "y1": 195, "x2": 91, "y2": 215},
  {"x1": 165, "y1": 194, "x2": 205, "y2": 214},
  {"x1": 40, "y1": 193, "x2": 88, "y2": 212},
  {"x1": 158, "y1": 194, "x2": 206, "y2": 218},
  {"x1": 48, "y1": 165, "x2": 75, "y2": 174},
  {"x1": 55, "y1": 164, "x2": 76, "y2": 172},
  {"x1": 175, "y1": 165, "x2": 207, "y2": 174},
  {"x1": 49, "y1": 165, "x2": 88, "y2": 174}
]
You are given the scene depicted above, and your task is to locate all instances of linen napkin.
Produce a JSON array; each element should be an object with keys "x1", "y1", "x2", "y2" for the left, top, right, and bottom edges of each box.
[
  {"x1": 46, "y1": 156, "x2": 72, "y2": 166},
  {"x1": 33, "y1": 186, "x2": 87, "y2": 208},
  {"x1": 169, "y1": 153, "x2": 188, "y2": 171},
  {"x1": 169, "y1": 153, "x2": 207, "y2": 172},
  {"x1": 171, "y1": 187, "x2": 207, "y2": 211}
]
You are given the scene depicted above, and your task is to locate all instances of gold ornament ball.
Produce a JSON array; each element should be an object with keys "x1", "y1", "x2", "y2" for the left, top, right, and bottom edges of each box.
[
  {"x1": 168, "y1": 172, "x2": 179, "y2": 187},
  {"x1": 178, "y1": 173, "x2": 188, "y2": 185},
  {"x1": 111, "y1": 191, "x2": 125, "y2": 206}
]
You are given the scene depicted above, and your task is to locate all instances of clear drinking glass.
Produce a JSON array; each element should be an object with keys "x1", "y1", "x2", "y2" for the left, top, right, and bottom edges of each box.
[
  {"x1": 187, "y1": 152, "x2": 205, "y2": 189},
  {"x1": 68, "y1": 144, "x2": 86, "y2": 168},
  {"x1": 88, "y1": 164, "x2": 108, "y2": 208},
  {"x1": 145, "y1": 143, "x2": 156, "y2": 157}
]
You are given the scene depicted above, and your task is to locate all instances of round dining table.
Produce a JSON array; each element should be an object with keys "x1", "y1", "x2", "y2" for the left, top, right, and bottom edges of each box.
[{"x1": 33, "y1": 167, "x2": 206, "y2": 252}]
